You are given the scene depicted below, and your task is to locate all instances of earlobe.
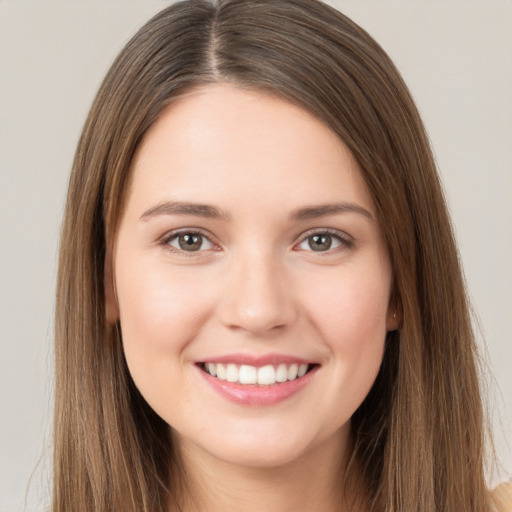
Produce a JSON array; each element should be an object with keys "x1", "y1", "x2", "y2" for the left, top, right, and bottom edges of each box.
[
  {"x1": 386, "y1": 308, "x2": 400, "y2": 332},
  {"x1": 104, "y1": 248, "x2": 119, "y2": 324},
  {"x1": 386, "y1": 280, "x2": 401, "y2": 331}
]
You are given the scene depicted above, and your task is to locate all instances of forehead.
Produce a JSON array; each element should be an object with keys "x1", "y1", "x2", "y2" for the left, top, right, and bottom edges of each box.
[{"x1": 126, "y1": 84, "x2": 374, "y2": 217}]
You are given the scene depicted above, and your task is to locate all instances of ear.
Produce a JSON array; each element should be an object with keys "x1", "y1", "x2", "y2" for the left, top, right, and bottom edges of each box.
[
  {"x1": 386, "y1": 307, "x2": 400, "y2": 332},
  {"x1": 104, "y1": 246, "x2": 119, "y2": 324},
  {"x1": 386, "y1": 285, "x2": 401, "y2": 332}
]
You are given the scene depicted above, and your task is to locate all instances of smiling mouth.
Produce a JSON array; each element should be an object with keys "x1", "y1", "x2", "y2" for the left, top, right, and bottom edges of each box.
[{"x1": 199, "y1": 362, "x2": 316, "y2": 386}]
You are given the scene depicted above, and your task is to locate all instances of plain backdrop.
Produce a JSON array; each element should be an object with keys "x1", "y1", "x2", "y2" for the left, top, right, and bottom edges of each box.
[{"x1": 1, "y1": 1, "x2": 511, "y2": 510}]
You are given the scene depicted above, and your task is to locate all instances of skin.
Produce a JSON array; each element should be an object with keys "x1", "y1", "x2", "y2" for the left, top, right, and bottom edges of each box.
[{"x1": 108, "y1": 84, "x2": 398, "y2": 511}]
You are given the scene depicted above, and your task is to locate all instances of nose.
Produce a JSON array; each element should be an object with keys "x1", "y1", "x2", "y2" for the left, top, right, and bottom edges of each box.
[{"x1": 217, "y1": 248, "x2": 298, "y2": 336}]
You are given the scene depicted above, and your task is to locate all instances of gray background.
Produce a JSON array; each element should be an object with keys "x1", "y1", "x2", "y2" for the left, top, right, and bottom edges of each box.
[{"x1": 1, "y1": 1, "x2": 511, "y2": 510}]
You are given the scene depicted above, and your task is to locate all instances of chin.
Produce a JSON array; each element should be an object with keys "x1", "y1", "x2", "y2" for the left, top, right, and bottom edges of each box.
[
  {"x1": 177, "y1": 419, "x2": 342, "y2": 471},
  {"x1": 205, "y1": 439, "x2": 310, "y2": 469}
]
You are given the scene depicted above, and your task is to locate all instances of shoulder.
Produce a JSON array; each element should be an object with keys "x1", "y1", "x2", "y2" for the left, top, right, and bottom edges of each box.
[{"x1": 490, "y1": 481, "x2": 512, "y2": 512}]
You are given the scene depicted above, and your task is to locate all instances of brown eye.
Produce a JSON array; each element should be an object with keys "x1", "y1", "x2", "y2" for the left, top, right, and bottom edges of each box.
[
  {"x1": 167, "y1": 232, "x2": 214, "y2": 252},
  {"x1": 308, "y1": 234, "x2": 333, "y2": 251},
  {"x1": 296, "y1": 230, "x2": 348, "y2": 253},
  {"x1": 178, "y1": 233, "x2": 202, "y2": 251}
]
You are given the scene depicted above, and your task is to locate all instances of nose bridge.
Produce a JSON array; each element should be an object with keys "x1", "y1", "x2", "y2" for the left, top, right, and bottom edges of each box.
[{"x1": 219, "y1": 242, "x2": 296, "y2": 334}]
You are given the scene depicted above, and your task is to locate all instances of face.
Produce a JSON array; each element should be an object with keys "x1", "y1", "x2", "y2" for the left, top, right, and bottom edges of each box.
[{"x1": 110, "y1": 84, "x2": 396, "y2": 470}]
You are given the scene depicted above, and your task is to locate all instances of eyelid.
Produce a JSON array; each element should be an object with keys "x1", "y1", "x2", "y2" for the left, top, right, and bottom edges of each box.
[
  {"x1": 157, "y1": 226, "x2": 353, "y2": 255},
  {"x1": 159, "y1": 228, "x2": 220, "y2": 254},
  {"x1": 294, "y1": 227, "x2": 354, "y2": 252}
]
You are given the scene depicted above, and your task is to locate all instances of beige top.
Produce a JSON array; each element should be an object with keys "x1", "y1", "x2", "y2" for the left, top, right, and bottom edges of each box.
[{"x1": 491, "y1": 482, "x2": 512, "y2": 512}]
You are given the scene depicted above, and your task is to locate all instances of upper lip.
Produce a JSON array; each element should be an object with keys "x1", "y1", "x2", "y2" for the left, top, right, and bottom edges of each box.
[{"x1": 197, "y1": 353, "x2": 317, "y2": 367}]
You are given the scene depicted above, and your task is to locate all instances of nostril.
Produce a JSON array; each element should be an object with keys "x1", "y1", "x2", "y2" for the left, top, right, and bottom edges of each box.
[
  {"x1": 216, "y1": 264, "x2": 298, "y2": 334},
  {"x1": 219, "y1": 301, "x2": 297, "y2": 335}
]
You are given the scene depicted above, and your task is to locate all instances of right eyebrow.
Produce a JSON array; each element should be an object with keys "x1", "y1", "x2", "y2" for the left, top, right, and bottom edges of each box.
[
  {"x1": 289, "y1": 202, "x2": 374, "y2": 222},
  {"x1": 140, "y1": 200, "x2": 231, "y2": 222}
]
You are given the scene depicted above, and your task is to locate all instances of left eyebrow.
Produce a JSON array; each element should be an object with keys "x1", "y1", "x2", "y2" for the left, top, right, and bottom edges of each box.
[
  {"x1": 140, "y1": 200, "x2": 231, "y2": 222},
  {"x1": 289, "y1": 202, "x2": 374, "y2": 221}
]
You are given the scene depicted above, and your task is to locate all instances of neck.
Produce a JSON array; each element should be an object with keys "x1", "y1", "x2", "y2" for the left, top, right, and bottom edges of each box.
[{"x1": 169, "y1": 430, "x2": 366, "y2": 512}]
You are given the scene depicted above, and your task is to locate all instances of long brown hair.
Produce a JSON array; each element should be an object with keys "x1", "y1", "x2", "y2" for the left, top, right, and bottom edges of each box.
[{"x1": 54, "y1": 0, "x2": 493, "y2": 510}]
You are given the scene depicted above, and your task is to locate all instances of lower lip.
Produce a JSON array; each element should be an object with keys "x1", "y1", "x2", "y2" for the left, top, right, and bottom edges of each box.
[{"x1": 197, "y1": 366, "x2": 318, "y2": 406}]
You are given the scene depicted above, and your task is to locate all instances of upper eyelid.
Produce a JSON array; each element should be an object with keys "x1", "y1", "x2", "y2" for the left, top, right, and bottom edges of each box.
[
  {"x1": 296, "y1": 227, "x2": 352, "y2": 243},
  {"x1": 293, "y1": 228, "x2": 354, "y2": 254},
  {"x1": 161, "y1": 227, "x2": 215, "y2": 243},
  {"x1": 158, "y1": 226, "x2": 353, "y2": 249},
  {"x1": 160, "y1": 229, "x2": 219, "y2": 256}
]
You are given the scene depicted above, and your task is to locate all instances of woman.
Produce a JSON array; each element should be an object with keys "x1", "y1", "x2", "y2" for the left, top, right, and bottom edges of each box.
[{"x1": 53, "y1": 0, "x2": 511, "y2": 510}]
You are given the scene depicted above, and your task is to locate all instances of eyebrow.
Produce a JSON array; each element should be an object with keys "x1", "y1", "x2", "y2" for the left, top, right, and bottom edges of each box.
[
  {"x1": 140, "y1": 200, "x2": 231, "y2": 221},
  {"x1": 289, "y1": 202, "x2": 374, "y2": 221},
  {"x1": 140, "y1": 200, "x2": 373, "y2": 222}
]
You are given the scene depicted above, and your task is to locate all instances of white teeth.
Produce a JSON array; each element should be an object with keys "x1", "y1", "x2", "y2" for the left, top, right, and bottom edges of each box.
[
  {"x1": 257, "y1": 365, "x2": 276, "y2": 385},
  {"x1": 226, "y1": 364, "x2": 239, "y2": 383},
  {"x1": 276, "y1": 364, "x2": 288, "y2": 383},
  {"x1": 288, "y1": 363, "x2": 298, "y2": 380},
  {"x1": 216, "y1": 364, "x2": 226, "y2": 380},
  {"x1": 207, "y1": 363, "x2": 217, "y2": 377},
  {"x1": 239, "y1": 365, "x2": 257, "y2": 384},
  {"x1": 203, "y1": 362, "x2": 312, "y2": 385}
]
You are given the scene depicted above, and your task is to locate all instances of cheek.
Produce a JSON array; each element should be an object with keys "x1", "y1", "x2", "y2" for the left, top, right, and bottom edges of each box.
[
  {"x1": 115, "y1": 258, "x2": 222, "y2": 424},
  {"x1": 301, "y1": 263, "x2": 390, "y2": 386},
  {"x1": 307, "y1": 264, "x2": 390, "y2": 338},
  {"x1": 114, "y1": 256, "x2": 217, "y2": 387},
  {"x1": 117, "y1": 259, "x2": 210, "y2": 340}
]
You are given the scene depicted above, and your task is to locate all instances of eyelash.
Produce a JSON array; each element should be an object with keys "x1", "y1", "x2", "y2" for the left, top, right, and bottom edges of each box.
[
  {"x1": 160, "y1": 229, "x2": 218, "y2": 257},
  {"x1": 159, "y1": 228, "x2": 353, "y2": 256},
  {"x1": 295, "y1": 228, "x2": 353, "y2": 254}
]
